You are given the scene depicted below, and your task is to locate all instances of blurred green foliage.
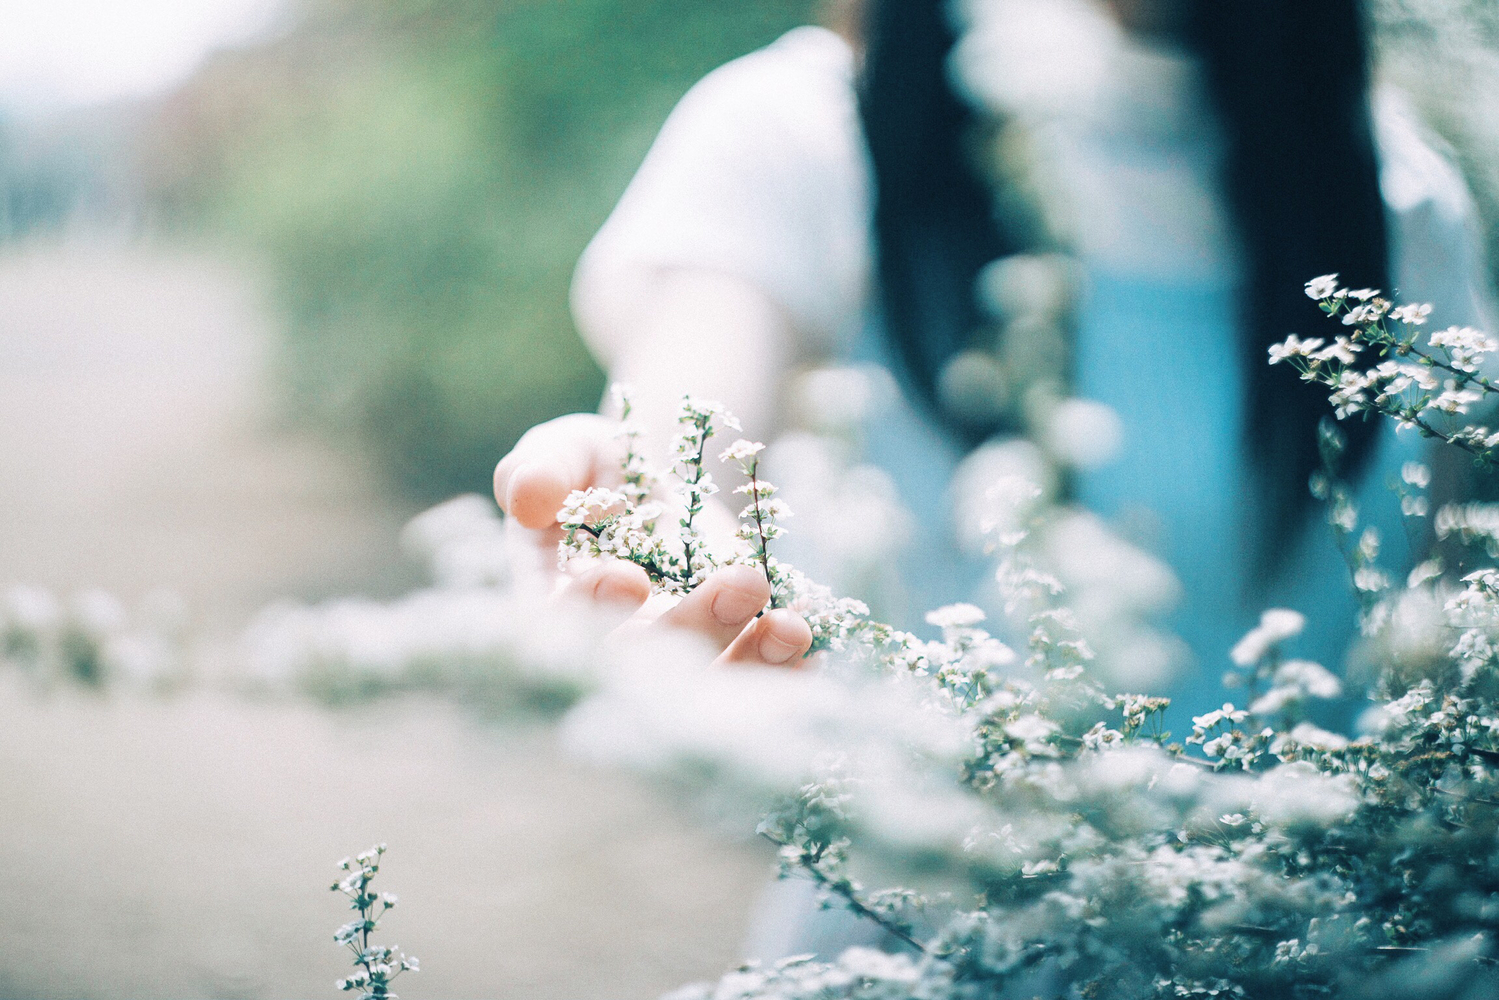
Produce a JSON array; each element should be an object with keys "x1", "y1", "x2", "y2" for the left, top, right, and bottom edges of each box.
[{"x1": 176, "y1": 0, "x2": 817, "y2": 500}]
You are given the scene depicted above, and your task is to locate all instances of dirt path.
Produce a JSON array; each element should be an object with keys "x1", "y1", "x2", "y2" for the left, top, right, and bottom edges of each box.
[
  {"x1": 0, "y1": 682, "x2": 773, "y2": 998},
  {"x1": 0, "y1": 241, "x2": 420, "y2": 636},
  {"x1": 0, "y1": 241, "x2": 770, "y2": 998}
]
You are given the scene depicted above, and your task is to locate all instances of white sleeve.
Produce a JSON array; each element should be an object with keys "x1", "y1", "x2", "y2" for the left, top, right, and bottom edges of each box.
[
  {"x1": 1376, "y1": 87, "x2": 1495, "y2": 334},
  {"x1": 570, "y1": 27, "x2": 873, "y2": 365}
]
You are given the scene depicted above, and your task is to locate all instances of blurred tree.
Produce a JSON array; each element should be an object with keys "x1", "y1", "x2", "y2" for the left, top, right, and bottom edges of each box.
[{"x1": 150, "y1": 0, "x2": 817, "y2": 500}]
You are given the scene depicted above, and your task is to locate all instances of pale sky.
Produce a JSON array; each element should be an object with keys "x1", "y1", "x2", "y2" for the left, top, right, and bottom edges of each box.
[{"x1": 0, "y1": 0, "x2": 287, "y2": 109}]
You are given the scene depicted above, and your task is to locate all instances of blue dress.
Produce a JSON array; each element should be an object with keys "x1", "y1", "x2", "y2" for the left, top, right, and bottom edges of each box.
[
  {"x1": 1072, "y1": 269, "x2": 1421, "y2": 731},
  {"x1": 836, "y1": 63, "x2": 1489, "y2": 734}
]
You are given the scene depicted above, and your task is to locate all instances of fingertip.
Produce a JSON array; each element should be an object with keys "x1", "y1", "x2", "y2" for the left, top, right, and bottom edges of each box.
[
  {"x1": 493, "y1": 454, "x2": 515, "y2": 509},
  {"x1": 719, "y1": 562, "x2": 771, "y2": 590},
  {"x1": 508, "y1": 463, "x2": 573, "y2": 529},
  {"x1": 593, "y1": 563, "x2": 651, "y2": 609},
  {"x1": 757, "y1": 609, "x2": 812, "y2": 666},
  {"x1": 707, "y1": 564, "x2": 773, "y2": 627}
]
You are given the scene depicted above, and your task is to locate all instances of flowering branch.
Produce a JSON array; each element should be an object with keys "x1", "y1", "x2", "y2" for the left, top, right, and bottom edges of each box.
[
  {"x1": 1271, "y1": 274, "x2": 1499, "y2": 465},
  {"x1": 331, "y1": 845, "x2": 417, "y2": 999},
  {"x1": 548, "y1": 358, "x2": 1499, "y2": 997},
  {"x1": 757, "y1": 827, "x2": 931, "y2": 956},
  {"x1": 720, "y1": 439, "x2": 787, "y2": 608},
  {"x1": 674, "y1": 403, "x2": 721, "y2": 590}
]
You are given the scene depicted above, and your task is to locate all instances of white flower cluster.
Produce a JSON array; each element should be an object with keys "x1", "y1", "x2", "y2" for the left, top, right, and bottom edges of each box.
[
  {"x1": 330, "y1": 845, "x2": 417, "y2": 999},
  {"x1": 558, "y1": 394, "x2": 870, "y2": 653},
  {"x1": 240, "y1": 585, "x2": 604, "y2": 712},
  {"x1": 598, "y1": 513, "x2": 1499, "y2": 997},
  {"x1": 1436, "y1": 501, "x2": 1499, "y2": 557},
  {"x1": 557, "y1": 396, "x2": 739, "y2": 594},
  {"x1": 1, "y1": 583, "x2": 186, "y2": 690},
  {"x1": 258, "y1": 322, "x2": 1499, "y2": 998},
  {"x1": 586, "y1": 557, "x2": 1454, "y2": 996},
  {"x1": 239, "y1": 494, "x2": 608, "y2": 712},
  {"x1": 1272, "y1": 275, "x2": 1499, "y2": 453},
  {"x1": 665, "y1": 948, "x2": 920, "y2": 1000},
  {"x1": 720, "y1": 437, "x2": 790, "y2": 607}
]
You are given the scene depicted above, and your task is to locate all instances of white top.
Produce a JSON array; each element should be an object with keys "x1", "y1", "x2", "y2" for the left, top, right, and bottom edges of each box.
[
  {"x1": 572, "y1": 23, "x2": 1489, "y2": 393},
  {"x1": 571, "y1": 26, "x2": 873, "y2": 364}
]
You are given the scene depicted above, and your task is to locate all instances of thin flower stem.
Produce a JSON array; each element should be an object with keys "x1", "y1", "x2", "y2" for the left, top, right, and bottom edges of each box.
[
  {"x1": 758, "y1": 830, "x2": 930, "y2": 956},
  {"x1": 577, "y1": 523, "x2": 674, "y2": 582},
  {"x1": 746, "y1": 457, "x2": 777, "y2": 608},
  {"x1": 680, "y1": 415, "x2": 712, "y2": 586},
  {"x1": 1375, "y1": 330, "x2": 1496, "y2": 392}
]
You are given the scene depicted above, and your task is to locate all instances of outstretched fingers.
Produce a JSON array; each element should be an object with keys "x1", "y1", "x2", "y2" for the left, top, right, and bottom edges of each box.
[
  {"x1": 651, "y1": 564, "x2": 771, "y2": 651},
  {"x1": 645, "y1": 564, "x2": 813, "y2": 667}
]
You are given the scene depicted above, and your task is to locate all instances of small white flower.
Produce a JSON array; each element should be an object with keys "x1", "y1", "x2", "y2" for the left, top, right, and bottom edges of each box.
[
  {"x1": 1431, "y1": 386, "x2": 1483, "y2": 415},
  {"x1": 1313, "y1": 336, "x2": 1362, "y2": 364},
  {"x1": 1304, "y1": 274, "x2": 1340, "y2": 300},
  {"x1": 1343, "y1": 300, "x2": 1390, "y2": 326},
  {"x1": 1354, "y1": 566, "x2": 1391, "y2": 593},
  {"x1": 758, "y1": 498, "x2": 792, "y2": 520},
  {"x1": 1202, "y1": 734, "x2": 1230, "y2": 758},
  {"x1": 734, "y1": 481, "x2": 777, "y2": 499},
  {"x1": 1274, "y1": 659, "x2": 1342, "y2": 699},
  {"x1": 1230, "y1": 609, "x2": 1304, "y2": 665},
  {"x1": 1390, "y1": 302, "x2": 1433, "y2": 325},
  {"x1": 1006, "y1": 714, "x2": 1058, "y2": 743},
  {"x1": 1259, "y1": 608, "x2": 1306, "y2": 643},
  {"x1": 925, "y1": 603, "x2": 986, "y2": 630},
  {"x1": 1267, "y1": 335, "x2": 1325, "y2": 364},
  {"x1": 1285, "y1": 721, "x2": 1349, "y2": 750},
  {"x1": 1429, "y1": 326, "x2": 1498, "y2": 372},
  {"x1": 1402, "y1": 495, "x2": 1430, "y2": 517},
  {"x1": 1407, "y1": 559, "x2": 1442, "y2": 588},
  {"x1": 1401, "y1": 461, "x2": 1431, "y2": 488},
  {"x1": 1250, "y1": 686, "x2": 1297, "y2": 716},
  {"x1": 718, "y1": 439, "x2": 765, "y2": 464}
]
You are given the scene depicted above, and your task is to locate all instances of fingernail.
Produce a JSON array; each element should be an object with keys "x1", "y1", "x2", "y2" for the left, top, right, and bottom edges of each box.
[
  {"x1": 594, "y1": 566, "x2": 647, "y2": 607},
  {"x1": 759, "y1": 628, "x2": 801, "y2": 665},
  {"x1": 710, "y1": 582, "x2": 764, "y2": 626}
]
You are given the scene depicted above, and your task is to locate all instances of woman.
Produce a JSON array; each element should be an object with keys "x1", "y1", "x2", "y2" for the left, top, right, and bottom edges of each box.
[
  {"x1": 494, "y1": 0, "x2": 1493, "y2": 962},
  {"x1": 494, "y1": 0, "x2": 1490, "y2": 711}
]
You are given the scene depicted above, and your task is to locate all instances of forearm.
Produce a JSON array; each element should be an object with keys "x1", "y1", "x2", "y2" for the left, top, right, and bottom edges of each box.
[{"x1": 581, "y1": 267, "x2": 797, "y2": 465}]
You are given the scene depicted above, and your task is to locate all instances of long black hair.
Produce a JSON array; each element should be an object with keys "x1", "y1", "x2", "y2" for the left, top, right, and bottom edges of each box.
[{"x1": 860, "y1": 0, "x2": 1389, "y2": 574}]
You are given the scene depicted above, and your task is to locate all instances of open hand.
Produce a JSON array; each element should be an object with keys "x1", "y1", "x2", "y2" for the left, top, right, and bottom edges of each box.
[{"x1": 494, "y1": 414, "x2": 811, "y2": 667}]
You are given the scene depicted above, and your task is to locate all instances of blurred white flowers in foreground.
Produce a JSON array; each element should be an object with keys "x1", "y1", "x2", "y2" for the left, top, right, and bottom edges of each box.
[
  {"x1": 1, "y1": 583, "x2": 187, "y2": 689},
  {"x1": 260, "y1": 350, "x2": 1499, "y2": 998},
  {"x1": 239, "y1": 494, "x2": 606, "y2": 713}
]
